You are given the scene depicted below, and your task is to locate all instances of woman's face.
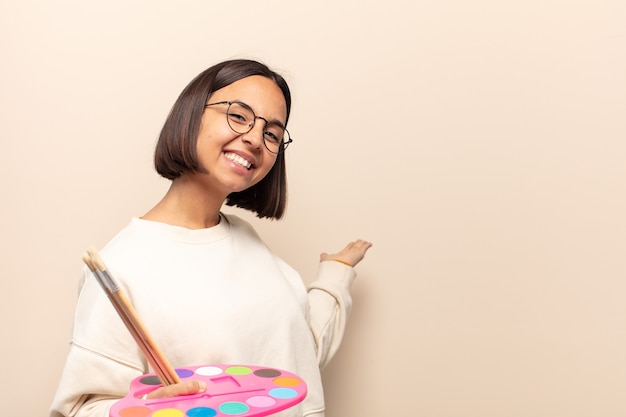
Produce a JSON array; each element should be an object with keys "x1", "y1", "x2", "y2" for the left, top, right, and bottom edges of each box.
[{"x1": 195, "y1": 75, "x2": 287, "y2": 196}]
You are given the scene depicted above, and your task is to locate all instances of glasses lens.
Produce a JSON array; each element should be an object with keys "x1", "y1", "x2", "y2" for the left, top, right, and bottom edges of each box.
[
  {"x1": 226, "y1": 102, "x2": 255, "y2": 134},
  {"x1": 227, "y1": 102, "x2": 290, "y2": 154},
  {"x1": 262, "y1": 123, "x2": 289, "y2": 154}
]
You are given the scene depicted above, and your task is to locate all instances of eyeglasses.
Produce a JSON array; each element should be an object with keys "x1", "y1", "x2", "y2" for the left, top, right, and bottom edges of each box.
[{"x1": 204, "y1": 101, "x2": 293, "y2": 154}]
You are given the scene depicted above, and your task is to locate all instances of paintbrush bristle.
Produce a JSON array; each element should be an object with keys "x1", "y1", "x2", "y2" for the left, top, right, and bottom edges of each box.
[
  {"x1": 87, "y1": 248, "x2": 106, "y2": 271},
  {"x1": 82, "y1": 254, "x2": 96, "y2": 271}
]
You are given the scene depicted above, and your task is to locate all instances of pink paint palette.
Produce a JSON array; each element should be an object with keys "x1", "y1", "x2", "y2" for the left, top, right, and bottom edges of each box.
[{"x1": 110, "y1": 364, "x2": 307, "y2": 417}]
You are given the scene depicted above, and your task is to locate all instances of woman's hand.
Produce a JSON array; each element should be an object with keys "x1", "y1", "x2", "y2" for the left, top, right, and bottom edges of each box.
[
  {"x1": 320, "y1": 239, "x2": 372, "y2": 267},
  {"x1": 145, "y1": 380, "x2": 207, "y2": 399}
]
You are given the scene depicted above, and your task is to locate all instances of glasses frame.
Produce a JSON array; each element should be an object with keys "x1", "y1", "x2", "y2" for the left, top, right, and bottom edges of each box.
[{"x1": 204, "y1": 101, "x2": 293, "y2": 154}]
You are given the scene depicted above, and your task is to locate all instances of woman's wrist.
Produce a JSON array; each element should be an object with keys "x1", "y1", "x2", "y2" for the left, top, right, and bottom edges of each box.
[{"x1": 329, "y1": 259, "x2": 352, "y2": 267}]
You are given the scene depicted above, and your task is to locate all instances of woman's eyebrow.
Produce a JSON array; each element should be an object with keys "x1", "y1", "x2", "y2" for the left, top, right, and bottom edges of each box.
[
  {"x1": 237, "y1": 100, "x2": 286, "y2": 128},
  {"x1": 266, "y1": 119, "x2": 286, "y2": 129}
]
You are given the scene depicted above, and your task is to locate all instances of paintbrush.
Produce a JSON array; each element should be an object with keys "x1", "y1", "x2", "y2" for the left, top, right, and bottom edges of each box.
[{"x1": 82, "y1": 248, "x2": 180, "y2": 386}]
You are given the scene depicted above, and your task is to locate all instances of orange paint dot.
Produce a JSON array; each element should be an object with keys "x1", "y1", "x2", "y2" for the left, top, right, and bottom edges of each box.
[
  {"x1": 119, "y1": 406, "x2": 151, "y2": 417},
  {"x1": 273, "y1": 376, "x2": 301, "y2": 387}
]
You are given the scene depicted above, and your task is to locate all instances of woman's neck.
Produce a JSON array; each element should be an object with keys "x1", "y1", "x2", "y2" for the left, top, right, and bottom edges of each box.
[{"x1": 141, "y1": 175, "x2": 225, "y2": 229}]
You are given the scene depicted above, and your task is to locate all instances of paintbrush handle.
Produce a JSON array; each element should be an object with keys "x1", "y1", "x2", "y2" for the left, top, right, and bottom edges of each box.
[
  {"x1": 83, "y1": 250, "x2": 180, "y2": 386},
  {"x1": 113, "y1": 289, "x2": 180, "y2": 385}
]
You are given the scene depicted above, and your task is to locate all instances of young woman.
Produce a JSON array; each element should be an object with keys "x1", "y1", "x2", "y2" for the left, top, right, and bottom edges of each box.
[{"x1": 50, "y1": 59, "x2": 372, "y2": 417}]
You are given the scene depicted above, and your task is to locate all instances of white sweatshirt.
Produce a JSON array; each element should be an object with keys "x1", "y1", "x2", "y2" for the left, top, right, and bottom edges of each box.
[{"x1": 49, "y1": 214, "x2": 356, "y2": 417}]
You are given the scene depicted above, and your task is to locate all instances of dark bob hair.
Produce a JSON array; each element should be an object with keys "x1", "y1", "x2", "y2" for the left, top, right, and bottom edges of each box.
[{"x1": 154, "y1": 59, "x2": 292, "y2": 220}]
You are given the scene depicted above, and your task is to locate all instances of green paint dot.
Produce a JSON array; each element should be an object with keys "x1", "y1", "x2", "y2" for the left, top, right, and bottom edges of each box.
[
  {"x1": 225, "y1": 366, "x2": 252, "y2": 375},
  {"x1": 219, "y1": 402, "x2": 249, "y2": 415}
]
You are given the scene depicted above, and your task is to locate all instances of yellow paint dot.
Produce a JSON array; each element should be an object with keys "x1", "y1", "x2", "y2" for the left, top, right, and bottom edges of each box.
[{"x1": 153, "y1": 408, "x2": 184, "y2": 417}]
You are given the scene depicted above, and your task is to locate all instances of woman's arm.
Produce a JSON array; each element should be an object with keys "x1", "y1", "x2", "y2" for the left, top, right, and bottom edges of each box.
[{"x1": 308, "y1": 240, "x2": 372, "y2": 368}]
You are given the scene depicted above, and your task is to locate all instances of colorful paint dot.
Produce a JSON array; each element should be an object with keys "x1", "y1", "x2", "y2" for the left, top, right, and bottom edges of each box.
[
  {"x1": 153, "y1": 408, "x2": 184, "y2": 417},
  {"x1": 219, "y1": 401, "x2": 249, "y2": 415},
  {"x1": 139, "y1": 375, "x2": 162, "y2": 385},
  {"x1": 176, "y1": 368, "x2": 194, "y2": 378},
  {"x1": 195, "y1": 366, "x2": 223, "y2": 376},
  {"x1": 186, "y1": 407, "x2": 217, "y2": 417},
  {"x1": 119, "y1": 406, "x2": 151, "y2": 417},
  {"x1": 225, "y1": 366, "x2": 252, "y2": 375},
  {"x1": 246, "y1": 395, "x2": 277, "y2": 408},
  {"x1": 273, "y1": 376, "x2": 301, "y2": 387},
  {"x1": 269, "y1": 388, "x2": 298, "y2": 399},
  {"x1": 254, "y1": 368, "x2": 281, "y2": 378}
]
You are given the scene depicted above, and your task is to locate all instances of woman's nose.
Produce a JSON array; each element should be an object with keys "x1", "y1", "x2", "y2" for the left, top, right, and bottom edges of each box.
[{"x1": 241, "y1": 120, "x2": 265, "y2": 149}]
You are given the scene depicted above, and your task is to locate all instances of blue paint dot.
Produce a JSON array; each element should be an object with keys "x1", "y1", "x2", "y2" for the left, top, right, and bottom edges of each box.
[
  {"x1": 186, "y1": 407, "x2": 217, "y2": 417},
  {"x1": 268, "y1": 388, "x2": 298, "y2": 399}
]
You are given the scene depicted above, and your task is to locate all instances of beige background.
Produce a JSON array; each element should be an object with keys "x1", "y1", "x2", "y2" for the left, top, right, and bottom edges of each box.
[{"x1": 1, "y1": 1, "x2": 625, "y2": 416}]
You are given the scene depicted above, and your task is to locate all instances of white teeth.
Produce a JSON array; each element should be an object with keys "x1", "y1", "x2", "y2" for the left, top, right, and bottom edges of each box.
[{"x1": 225, "y1": 152, "x2": 252, "y2": 169}]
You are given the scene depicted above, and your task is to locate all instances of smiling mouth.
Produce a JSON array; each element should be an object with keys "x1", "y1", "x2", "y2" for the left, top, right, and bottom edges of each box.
[{"x1": 225, "y1": 152, "x2": 253, "y2": 170}]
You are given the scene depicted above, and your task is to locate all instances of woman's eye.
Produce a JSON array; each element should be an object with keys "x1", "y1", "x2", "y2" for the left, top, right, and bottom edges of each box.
[
  {"x1": 228, "y1": 113, "x2": 249, "y2": 124},
  {"x1": 264, "y1": 131, "x2": 281, "y2": 143}
]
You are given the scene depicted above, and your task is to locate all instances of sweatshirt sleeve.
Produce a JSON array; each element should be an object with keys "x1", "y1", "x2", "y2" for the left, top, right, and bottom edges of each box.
[
  {"x1": 49, "y1": 269, "x2": 146, "y2": 417},
  {"x1": 307, "y1": 260, "x2": 357, "y2": 369},
  {"x1": 49, "y1": 345, "x2": 140, "y2": 417}
]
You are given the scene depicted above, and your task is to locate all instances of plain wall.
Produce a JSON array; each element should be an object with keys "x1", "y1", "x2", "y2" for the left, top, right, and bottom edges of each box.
[{"x1": 1, "y1": 1, "x2": 625, "y2": 416}]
